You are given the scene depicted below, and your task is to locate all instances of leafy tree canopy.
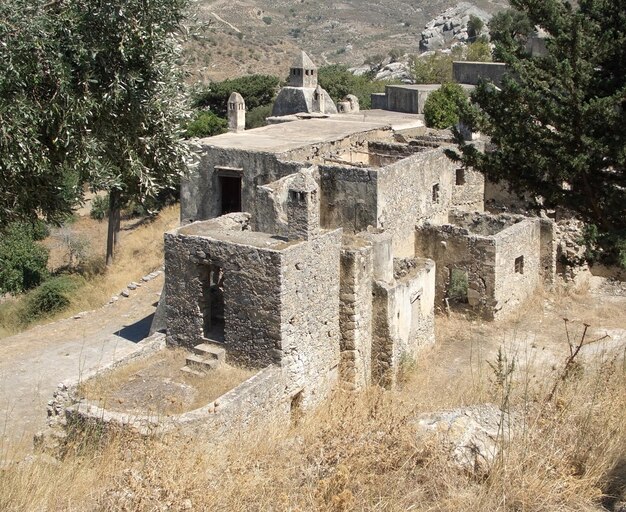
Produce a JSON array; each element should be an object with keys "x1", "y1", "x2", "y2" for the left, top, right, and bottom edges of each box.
[
  {"x1": 0, "y1": 0, "x2": 192, "y2": 264},
  {"x1": 193, "y1": 75, "x2": 281, "y2": 117},
  {"x1": 318, "y1": 65, "x2": 387, "y2": 109},
  {"x1": 488, "y1": 8, "x2": 535, "y2": 60},
  {"x1": 452, "y1": 0, "x2": 626, "y2": 261},
  {"x1": 424, "y1": 83, "x2": 469, "y2": 129}
]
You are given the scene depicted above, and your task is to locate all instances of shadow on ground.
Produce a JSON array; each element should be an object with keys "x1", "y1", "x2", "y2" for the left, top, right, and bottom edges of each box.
[{"x1": 115, "y1": 313, "x2": 154, "y2": 343}]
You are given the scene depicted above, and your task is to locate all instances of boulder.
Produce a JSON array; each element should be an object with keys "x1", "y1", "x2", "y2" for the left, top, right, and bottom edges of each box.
[{"x1": 414, "y1": 404, "x2": 518, "y2": 473}]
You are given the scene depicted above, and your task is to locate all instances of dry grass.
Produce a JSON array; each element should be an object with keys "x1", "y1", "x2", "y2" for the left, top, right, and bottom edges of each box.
[
  {"x1": 1, "y1": 322, "x2": 624, "y2": 512},
  {"x1": 79, "y1": 348, "x2": 255, "y2": 415},
  {"x1": 0, "y1": 205, "x2": 180, "y2": 338}
]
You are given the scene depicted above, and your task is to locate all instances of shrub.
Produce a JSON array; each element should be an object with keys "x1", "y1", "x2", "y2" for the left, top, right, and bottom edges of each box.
[
  {"x1": 317, "y1": 64, "x2": 387, "y2": 109},
  {"x1": 24, "y1": 275, "x2": 83, "y2": 320},
  {"x1": 424, "y1": 83, "x2": 469, "y2": 129},
  {"x1": 466, "y1": 41, "x2": 492, "y2": 62},
  {"x1": 448, "y1": 268, "x2": 469, "y2": 303},
  {"x1": 184, "y1": 111, "x2": 228, "y2": 139},
  {"x1": 262, "y1": 16, "x2": 272, "y2": 25},
  {"x1": 90, "y1": 194, "x2": 109, "y2": 221},
  {"x1": 0, "y1": 222, "x2": 50, "y2": 294},
  {"x1": 246, "y1": 104, "x2": 272, "y2": 129}
]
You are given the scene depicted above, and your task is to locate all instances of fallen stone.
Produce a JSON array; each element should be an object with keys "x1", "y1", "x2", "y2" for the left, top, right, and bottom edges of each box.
[
  {"x1": 414, "y1": 404, "x2": 518, "y2": 474},
  {"x1": 120, "y1": 289, "x2": 130, "y2": 298}
]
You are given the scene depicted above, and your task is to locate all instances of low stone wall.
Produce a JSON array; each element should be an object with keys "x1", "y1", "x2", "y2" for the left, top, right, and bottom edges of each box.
[{"x1": 64, "y1": 365, "x2": 288, "y2": 440}]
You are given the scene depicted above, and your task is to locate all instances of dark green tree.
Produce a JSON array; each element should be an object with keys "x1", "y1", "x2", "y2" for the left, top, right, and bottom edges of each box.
[
  {"x1": 185, "y1": 111, "x2": 228, "y2": 138},
  {"x1": 318, "y1": 65, "x2": 386, "y2": 109},
  {"x1": 424, "y1": 84, "x2": 469, "y2": 129},
  {"x1": 64, "y1": 0, "x2": 192, "y2": 265},
  {"x1": 488, "y1": 8, "x2": 534, "y2": 60},
  {"x1": 452, "y1": 0, "x2": 626, "y2": 262},
  {"x1": 467, "y1": 15, "x2": 485, "y2": 43},
  {"x1": 193, "y1": 75, "x2": 281, "y2": 117},
  {"x1": 0, "y1": 0, "x2": 90, "y2": 227}
]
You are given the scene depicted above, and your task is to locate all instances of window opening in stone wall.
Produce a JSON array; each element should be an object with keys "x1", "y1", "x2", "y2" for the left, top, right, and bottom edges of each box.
[
  {"x1": 432, "y1": 183, "x2": 440, "y2": 203},
  {"x1": 456, "y1": 168, "x2": 466, "y2": 186},
  {"x1": 219, "y1": 176, "x2": 242, "y2": 214},
  {"x1": 290, "y1": 390, "x2": 304, "y2": 425},
  {"x1": 448, "y1": 268, "x2": 469, "y2": 304},
  {"x1": 515, "y1": 256, "x2": 524, "y2": 274},
  {"x1": 199, "y1": 264, "x2": 225, "y2": 342}
]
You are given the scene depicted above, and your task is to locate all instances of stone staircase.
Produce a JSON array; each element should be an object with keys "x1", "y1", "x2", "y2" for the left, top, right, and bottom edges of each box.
[{"x1": 181, "y1": 342, "x2": 226, "y2": 376}]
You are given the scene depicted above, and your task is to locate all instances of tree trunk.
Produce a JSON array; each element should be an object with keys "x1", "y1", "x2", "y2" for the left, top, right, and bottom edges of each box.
[{"x1": 106, "y1": 189, "x2": 121, "y2": 266}]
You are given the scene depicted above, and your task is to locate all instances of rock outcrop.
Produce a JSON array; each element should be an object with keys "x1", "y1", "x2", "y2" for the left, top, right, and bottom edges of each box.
[{"x1": 419, "y1": 2, "x2": 491, "y2": 52}]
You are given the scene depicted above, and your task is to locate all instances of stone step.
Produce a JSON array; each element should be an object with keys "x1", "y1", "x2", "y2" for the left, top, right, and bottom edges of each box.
[
  {"x1": 180, "y1": 365, "x2": 205, "y2": 377},
  {"x1": 193, "y1": 343, "x2": 226, "y2": 362},
  {"x1": 185, "y1": 353, "x2": 220, "y2": 371}
]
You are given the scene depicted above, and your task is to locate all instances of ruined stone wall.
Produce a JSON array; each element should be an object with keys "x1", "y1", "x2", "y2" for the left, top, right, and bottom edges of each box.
[
  {"x1": 339, "y1": 239, "x2": 373, "y2": 390},
  {"x1": 492, "y1": 219, "x2": 542, "y2": 318},
  {"x1": 377, "y1": 148, "x2": 457, "y2": 257},
  {"x1": 164, "y1": 228, "x2": 283, "y2": 367},
  {"x1": 372, "y1": 258, "x2": 436, "y2": 387},
  {"x1": 415, "y1": 223, "x2": 497, "y2": 317},
  {"x1": 280, "y1": 229, "x2": 343, "y2": 408},
  {"x1": 319, "y1": 165, "x2": 378, "y2": 233},
  {"x1": 451, "y1": 167, "x2": 485, "y2": 212},
  {"x1": 181, "y1": 147, "x2": 302, "y2": 224}
]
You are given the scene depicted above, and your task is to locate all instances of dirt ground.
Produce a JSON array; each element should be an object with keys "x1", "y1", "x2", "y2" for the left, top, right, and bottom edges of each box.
[
  {"x1": 79, "y1": 349, "x2": 254, "y2": 416},
  {"x1": 0, "y1": 276, "x2": 164, "y2": 459}
]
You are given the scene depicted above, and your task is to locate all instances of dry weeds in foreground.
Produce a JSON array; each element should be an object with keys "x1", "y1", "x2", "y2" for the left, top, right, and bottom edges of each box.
[{"x1": 1, "y1": 328, "x2": 624, "y2": 512}]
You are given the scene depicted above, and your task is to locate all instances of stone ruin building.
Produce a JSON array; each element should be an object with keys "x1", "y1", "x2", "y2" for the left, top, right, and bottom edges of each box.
[{"x1": 41, "y1": 51, "x2": 557, "y2": 444}]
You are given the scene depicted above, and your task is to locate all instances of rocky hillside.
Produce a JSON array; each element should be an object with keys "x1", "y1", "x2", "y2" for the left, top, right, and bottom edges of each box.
[{"x1": 183, "y1": 0, "x2": 507, "y2": 82}]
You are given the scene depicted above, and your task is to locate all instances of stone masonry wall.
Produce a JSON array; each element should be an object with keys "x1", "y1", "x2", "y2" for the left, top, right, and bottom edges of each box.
[
  {"x1": 415, "y1": 223, "x2": 497, "y2": 318},
  {"x1": 339, "y1": 238, "x2": 374, "y2": 390},
  {"x1": 492, "y1": 219, "x2": 542, "y2": 318},
  {"x1": 319, "y1": 164, "x2": 378, "y2": 233},
  {"x1": 377, "y1": 147, "x2": 482, "y2": 257},
  {"x1": 280, "y1": 229, "x2": 343, "y2": 409},
  {"x1": 372, "y1": 258, "x2": 436, "y2": 387},
  {"x1": 164, "y1": 228, "x2": 283, "y2": 367}
]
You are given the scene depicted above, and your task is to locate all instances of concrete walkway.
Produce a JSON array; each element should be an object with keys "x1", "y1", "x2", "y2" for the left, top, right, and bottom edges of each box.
[{"x1": 0, "y1": 276, "x2": 163, "y2": 458}]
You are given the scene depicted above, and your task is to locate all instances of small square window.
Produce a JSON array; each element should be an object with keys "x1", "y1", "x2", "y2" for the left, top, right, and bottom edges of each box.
[
  {"x1": 456, "y1": 168, "x2": 466, "y2": 186},
  {"x1": 515, "y1": 256, "x2": 524, "y2": 274},
  {"x1": 432, "y1": 183, "x2": 440, "y2": 203}
]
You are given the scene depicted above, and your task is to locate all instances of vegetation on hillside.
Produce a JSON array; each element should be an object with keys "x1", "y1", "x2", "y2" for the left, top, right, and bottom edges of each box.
[
  {"x1": 318, "y1": 65, "x2": 388, "y2": 109},
  {"x1": 424, "y1": 83, "x2": 469, "y2": 130},
  {"x1": 452, "y1": 0, "x2": 626, "y2": 267}
]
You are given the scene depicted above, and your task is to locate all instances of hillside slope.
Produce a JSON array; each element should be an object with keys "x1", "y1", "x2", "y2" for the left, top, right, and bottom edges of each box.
[{"x1": 183, "y1": 0, "x2": 507, "y2": 82}]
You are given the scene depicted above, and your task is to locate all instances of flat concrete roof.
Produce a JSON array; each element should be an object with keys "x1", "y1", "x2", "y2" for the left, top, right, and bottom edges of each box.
[{"x1": 198, "y1": 110, "x2": 423, "y2": 153}]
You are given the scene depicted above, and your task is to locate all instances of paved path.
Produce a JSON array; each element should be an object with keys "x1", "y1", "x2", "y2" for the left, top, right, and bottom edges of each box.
[{"x1": 0, "y1": 276, "x2": 163, "y2": 457}]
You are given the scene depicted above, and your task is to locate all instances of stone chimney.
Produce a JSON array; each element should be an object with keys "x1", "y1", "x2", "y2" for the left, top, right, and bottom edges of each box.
[
  {"x1": 312, "y1": 85, "x2": 325, "y2": 113},
  {"x1": 286, "y1": 172, "x2": 320, "y2": 241},
  {"x1": 228, "y1": 91, "x2": 245, "y2": 133}
]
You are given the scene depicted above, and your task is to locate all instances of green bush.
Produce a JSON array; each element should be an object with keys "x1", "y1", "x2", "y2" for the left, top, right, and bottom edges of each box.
[
  {"x1": 424, "y1": 83, "x2": 469, "y2": 129},
  {"x1": 262, "y1": 16, "x2": 272, "y2": 25},
  {"x1": 246, "y1": 104, "x2": 272, "y2": 129},
  {"x1": 448, "y1": 269, "x2": 469, "y2": 303},
  {"x1": 192, "y1": 75, "x2": 281, "y2": 118},
  {"x1": 184, "y1": 111, "x2": 228, "y2": 139},
  {"x1": 318, "y1": 64, "x2": 387, "y2": 109},
  {"x1": 0, "y1": 222, "x2": 50, "y2": 294},
  {"x1": 24, "y1": 275, "x2": 83, "y2": 320},
  {"x1": 90, "y1": 194, "x2": 109, "y2": 221}
]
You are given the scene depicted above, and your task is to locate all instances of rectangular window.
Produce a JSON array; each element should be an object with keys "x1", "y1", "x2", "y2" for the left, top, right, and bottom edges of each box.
[
  {"x1": 456, "y1": 168, "x2": 466, "y2": 186},
  {"x1": 432, "y1": 183, "x2": 440, "y2": 203},
  {"x1": 515, "y1": 256, "x2": 524, "y2": 274}
]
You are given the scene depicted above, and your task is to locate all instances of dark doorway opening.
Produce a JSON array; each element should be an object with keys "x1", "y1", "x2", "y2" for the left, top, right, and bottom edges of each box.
[
  {"x1": 219, "y1": 176, "x2": 242, "y2": 215},
  {"x1": 199, "y1": 264, "x2": 225, "y2": 342}
]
